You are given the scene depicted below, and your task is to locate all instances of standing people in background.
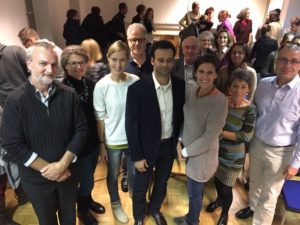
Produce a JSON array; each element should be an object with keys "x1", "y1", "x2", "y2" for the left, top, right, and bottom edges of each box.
[
  {"x1": 251, "y1": 24, "x2": 278, "y2": 74},
  {"x1": 18, "y1": 27, "x2": 64, "y2": 81},
  {"x1": 172, "y1": 36, "x2": 200, "y2": 98},
  {"x1": 125, "y1": 23, "x2": 153, "y2": 78},
  {"x1": 143, "y1": 8, "x2": 156, "y2": 55},
  {"x1": 0, "y1": 43, "x2": 30, "y2": 225},
  {"x1": 260, "y1": 32, "x2": 295, "y2": 78},
  {"x1": 63, "y1": 9, "x2": 86, "y2": 46},
  {"x1": 81, "y1": 7, "x2": 105, "y2": 49},
  {"x1": 290, "y1": 16, "x2": 300, "y2": 36},
  {"x1": 217, "y1": 43, "x2": 257, "y2": 102},
  {"x1": 179, "y1": 2, "x2": 201, "y2": 28},
  {"x1": 93, "y1": 41, "x2": 139, "y2": 224},
  {"x1": 174, "y1": 54, "x2": 227, "y2": 225},
  {"x1": 126, "y1": 40, "x2": 185, "y2": 225},
  {"x1": 217, "y1": 10, "x2": 235, "y2": 41},
  {"x1": 214, "y1": 29, "x2": 232, "y2": 66},
  {"x1": 109, "y1": 2, "x2": 128, "y2": 43},
  {"x1": 81, "y1": 39, "x2": 109, "y2": 83},
  {"x1": 262, "y1": 9, "x2": 282, "y2": 45},
  {"x1": 198, "y1": 7, "x2": 215, "y2": 33},
  {"x1": 61, "y1": 46, "x2": 105, "y2": 225},
  {"x1": 206, "y1": 69, "x2": 256, "y2": 225},
  {"x1": 132, "y1": 4, "x2": 146, "y2": 24},
  {"x1": 0, "y1": 42, "x2": 88, "y2": 225},
  {"x1": 234, "y1": 8, "x2": 252, "y2": 46},
  {"x1": 235, "y1": 44, "x2": 300, "y2": 225}
]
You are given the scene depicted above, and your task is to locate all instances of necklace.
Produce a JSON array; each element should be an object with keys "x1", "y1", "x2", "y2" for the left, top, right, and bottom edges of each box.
[{"x1": 65, "y1": 77, "x2": 89, "y2": 103}]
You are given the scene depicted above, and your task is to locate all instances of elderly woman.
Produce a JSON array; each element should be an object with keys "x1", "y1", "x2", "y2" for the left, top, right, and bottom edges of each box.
[
  {"x1": 60, "y1": 46, "x2": 105, "y2": 225},
  {"x1": 233, "y1": 8, "x2": 253, "y2": 45},
  {"x1": 179, "y1": 2, "x2": 201, "y2": 28},
  {"x1": 93, "y1": 40, "x2": 139, "y2": 224},
  {"x1": 199, "y1": 31, "x2": 218, "y2": 57},
  {"x1": 174, "y1": 54, "x2": 228, "y2": 225},
  {"x1": 206, "y1": 69, "x2": 256, "y2": 225},
  {"x1": 217, "y1": 43, "x2": 257, "y2": 101}
]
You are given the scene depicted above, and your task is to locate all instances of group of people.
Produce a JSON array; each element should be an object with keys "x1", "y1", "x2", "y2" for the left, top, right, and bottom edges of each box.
[{"x1": 0, "y1": 2, "x2": 300, "y2": 225}]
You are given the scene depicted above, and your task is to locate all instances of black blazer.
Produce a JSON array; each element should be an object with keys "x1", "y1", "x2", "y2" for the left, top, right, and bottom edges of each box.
[
  {"x1": 125, "y1": 75, "x2": 185, "y2": 166},
  {"x1": 172, "y1": 57, "x2": 185, "y2": 80}
]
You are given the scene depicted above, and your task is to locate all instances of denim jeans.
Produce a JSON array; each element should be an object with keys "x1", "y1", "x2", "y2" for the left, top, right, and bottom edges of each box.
[
  {"x1": 77, "y1": 148, "x2": 100, "y2": 198},
  {"x1": 106, "y1": 148, "x2": 134, "y2": 203},
  {"x1": 186, "y1": 176, "x2": 205, "y2": 225}
]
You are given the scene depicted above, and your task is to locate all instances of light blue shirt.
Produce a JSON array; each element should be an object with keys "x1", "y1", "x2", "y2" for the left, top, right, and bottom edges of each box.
[{"x1": 254, "y1": 75, "x2": 300, "y2": 168}]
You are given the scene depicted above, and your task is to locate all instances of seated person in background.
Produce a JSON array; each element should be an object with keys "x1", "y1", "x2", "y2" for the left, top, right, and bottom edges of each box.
[
  {"x1": 217, "y1": 43, "x2": 257, "y2": 102},
  {"x1": 206, "y1": 69, "x2": 256, "y2": 225},
  {"x1": 179, "y1": 2, "x2": 201, "y2": 28},
  {"x1": 260, "y1": 32, "x2": 294, "y2": 78},
  {"x1": 251, "y1": 24, "x2": 278, "y2": 74},
  {"x1": 131, "y1": 4, "x2": 146, "y2": 24}
]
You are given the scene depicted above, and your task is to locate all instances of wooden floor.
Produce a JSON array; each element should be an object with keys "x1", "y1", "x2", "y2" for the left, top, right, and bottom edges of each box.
[{"x1": 5, "y1": 160, "x2": 300, "y2": 225}]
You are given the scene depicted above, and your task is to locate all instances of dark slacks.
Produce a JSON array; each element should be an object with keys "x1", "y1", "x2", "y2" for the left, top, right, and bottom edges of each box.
[
  {"x1": 22, "y1": 170, "x2": 79, "y2": 225},
  {"x1": 133, "y1": 139, "x2": 174, "y2": 220}
]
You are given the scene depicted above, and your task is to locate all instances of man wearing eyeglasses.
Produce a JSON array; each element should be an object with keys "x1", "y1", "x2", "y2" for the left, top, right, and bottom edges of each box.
[
  {"x1": 236, "y1": 44, "x2": 300, "y2": 225},
  {"x1": 125, "y1": 23, "x2": 153, "y2": 78},
  {"x1": 0, "y1": 42, "x2": 88, "y2": 225}
]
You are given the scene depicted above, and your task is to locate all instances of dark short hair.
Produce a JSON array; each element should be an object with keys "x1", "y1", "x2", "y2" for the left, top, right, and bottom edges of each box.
[
  {"x1": 194, "y1": 54, "x2": 219, "y2": 73},
  {"x1": 66, "y1": 9, "x2": 78, "y2": 19},
  {"x1": 136, "y1": 4, "x2": 146, "y2": 14},
  {"x1": 204, "y1": 7, "x2": 214, "y2": 16},
  {"x1": 228, "y1": 68, "x2": 252, "y2": 88},
  {"x1": 91, "y1": 6, "x2": 100, "y2": 14},
  {"x1": 192, "y1": 2, "x2": 199, "y2": 10},
  {"x1": 151, "y1": 40, "x2": 176, "y2": 58},
  {"x1": 119, "y1": 2, "x2": 127, "y2": 11}
]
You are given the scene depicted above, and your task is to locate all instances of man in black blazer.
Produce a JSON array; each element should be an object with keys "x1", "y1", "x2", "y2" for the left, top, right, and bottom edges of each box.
[{"x1": 125, "y1": 40, "x2": 185, "y2": 225}]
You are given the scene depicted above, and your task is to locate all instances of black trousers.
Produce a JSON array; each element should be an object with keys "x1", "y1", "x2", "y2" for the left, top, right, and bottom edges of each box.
[
  {"x1": 133, "y1": 139, "x2": 174, "y2": 220},
  {"x1": 22, "y1": 171, "x2": 79, "y2": 225}
]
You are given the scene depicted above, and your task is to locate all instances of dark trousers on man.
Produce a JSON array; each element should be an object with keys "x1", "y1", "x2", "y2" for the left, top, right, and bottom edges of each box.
[
  {"x1": 22, "y1": 171, "x2": 79, "y2": 225},
  {"x1": 133, "y1": 139, "x2": 174, "y2": 220}
]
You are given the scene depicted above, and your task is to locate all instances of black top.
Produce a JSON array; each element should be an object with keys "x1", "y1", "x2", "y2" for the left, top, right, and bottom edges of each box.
[
  {"x1": 124, "y1": 55, "x2": 153, "y2": 78},
  {"x1": 63, "y1": 19, "x2": 86, "y2": 46},
  {"x1": 62, "y1": 75, "x2": 99, "y2": 158},
  {"x1": 131, "y1": 14, "x2": 141, "y2": 24},
  {"x1": 81, "y1": 13, "x2": 105, "y2": 46},
  {"x1": 1, "y1": 80, "x2": 88, "y2": 183}
]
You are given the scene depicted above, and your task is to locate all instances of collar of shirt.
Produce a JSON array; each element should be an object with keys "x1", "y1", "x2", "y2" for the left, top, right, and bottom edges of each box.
[
  {"x1": 29, "y1": 78, "x2": 56, "y2": 106},
  {"x1": 271, "y1": 74, "x2": 300, "y2": 90},
  {"x1": 152, "y1": 73, "x2": 172, "y2": 92}
]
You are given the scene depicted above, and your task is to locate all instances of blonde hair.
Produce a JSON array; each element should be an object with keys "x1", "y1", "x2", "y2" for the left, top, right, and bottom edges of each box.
[
  {"x1": 107, "y1": 40, "x2": 130, "y2": 59},
  {"x1": 81, "y1": 39, "x2": 103, "y2": 67}
]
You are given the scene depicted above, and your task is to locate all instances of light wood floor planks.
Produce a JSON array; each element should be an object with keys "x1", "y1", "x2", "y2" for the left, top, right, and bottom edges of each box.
[{"x1": 5, "y1": 160, "x2": 300, "y2": 225}]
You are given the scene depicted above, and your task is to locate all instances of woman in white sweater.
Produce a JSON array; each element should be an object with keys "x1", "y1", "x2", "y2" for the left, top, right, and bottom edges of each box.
[{"x1": 93, "y1": 40, "x2": 139, "y2": 223}]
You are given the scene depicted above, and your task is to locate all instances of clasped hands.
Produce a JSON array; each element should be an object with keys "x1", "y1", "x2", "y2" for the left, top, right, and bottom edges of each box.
[
  {"x1": 40, "y1": 162, "x2": 71, "y2": 182},
  {"x1": 177, "y1": 141, "x2": 187, "y2": 161}
]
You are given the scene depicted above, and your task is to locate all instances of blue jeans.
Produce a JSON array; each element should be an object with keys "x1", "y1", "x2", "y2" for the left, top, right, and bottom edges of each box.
[
  {"x1": 106, "y1": 148, "x2": 134, "y2": 203},
  {"x1": 77, "y1": 148, "x2": 100, "y2": 197},
  {"x1": 186, "y1": 176, "x2": 205, "y2": 225}
]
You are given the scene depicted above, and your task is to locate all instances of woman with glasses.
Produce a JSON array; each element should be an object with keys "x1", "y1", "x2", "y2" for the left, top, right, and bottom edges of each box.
[
  {"x1": 61, "y1": 46, "x2": 105, "y2": 225},
  {"x1": 217, "y1": 43, "x2": 257, "y2": 101},
  {"x1": 206, "y1": 69, "x2": 256, "y2": 225},
  {"x1": 93, "y1": 40, "x2": 139, "y2": 224}
]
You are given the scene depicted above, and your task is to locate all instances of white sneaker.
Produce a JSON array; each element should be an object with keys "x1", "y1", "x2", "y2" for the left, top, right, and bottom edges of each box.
[{"x1": 112, "y1": 202, "x2": 129, "y2": 224}]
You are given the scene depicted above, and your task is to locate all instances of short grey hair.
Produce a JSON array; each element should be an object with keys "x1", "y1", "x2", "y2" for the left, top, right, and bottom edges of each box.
[
  {"x1": 182, "y1": 36, "x2": 200, "y2": 48},
  {"x1": 127, "y1": 23, "x2": 147, "y2": 37},
  {"x1": 26, "y1": 41, "x2": 55, "y2": 60},
  {"x1": 199, "y1": 31, "x2": 214, "y2": 42},
  {"x1": 279, "y1": 43, "x2": 300, "y2": 53}
]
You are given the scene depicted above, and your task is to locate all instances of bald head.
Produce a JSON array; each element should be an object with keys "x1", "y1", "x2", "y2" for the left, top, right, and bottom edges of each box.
[{"x1": 182, "y1": 36, "x2": 200, "y2": 65}]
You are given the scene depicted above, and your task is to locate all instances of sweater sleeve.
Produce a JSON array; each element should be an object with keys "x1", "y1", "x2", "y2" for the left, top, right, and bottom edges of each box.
[
  {"x1": 235, "y1": 104, "x2": 257, "y2": 143},
  {"x1": 1, "y1": 96, "x2": 35, "y2": 164},
  {"x1": 186, "y1": 96, "x2": 228, "y2": 157},
  {"x1": 247, "y1": 67, "x2": 257, "y2": 102},
  {"x1": 66, "y1": 94, "x2": 89, "y2": 155},
  {"x1": 93, "y1": 80, "x2": 107, "y2": 120}
]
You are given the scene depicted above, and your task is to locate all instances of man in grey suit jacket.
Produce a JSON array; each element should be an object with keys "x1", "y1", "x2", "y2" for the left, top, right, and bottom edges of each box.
[{"x1": 172, "y1": 36, "x2": 200, "y2": 98}]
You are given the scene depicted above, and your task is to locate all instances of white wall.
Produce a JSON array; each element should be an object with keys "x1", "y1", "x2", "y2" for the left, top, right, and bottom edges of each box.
[{"x1": 0, "y1": 0, "x2": 28, "y2": 45}]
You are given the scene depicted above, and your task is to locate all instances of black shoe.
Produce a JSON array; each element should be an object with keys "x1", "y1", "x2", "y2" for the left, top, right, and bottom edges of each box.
[
  {"x1": 217, "y1": 214, "x2": 228, "y2": 225},
  {"x1": 134, "y1": 220, "x2": 144, "y2": 225},
  {"x1": 206, "y1": 200, "x2": 221, "y2": 212},
  {"x1": 151, "y1": 212, "x2": 167, "y2": 225},
  {"x1": 121, "y1": 177, "x2": 128, "y2": 192},
  {"x1": 173, "y1": 216, "x2": 189, "y2": 225},
  {"x1": 235, "y1": 206, "x2": 254, "y2": 219},
  {"x1": 78, "y1": 211, "x2": 98, "y2": 225},
  {"x1": 87, "y1": 199, "x2": 105, "y2": 214}
]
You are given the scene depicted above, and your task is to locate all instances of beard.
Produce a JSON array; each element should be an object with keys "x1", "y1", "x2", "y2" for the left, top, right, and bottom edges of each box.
[{"x1": 32, "y1": 73, "x2": 55, "y2": 86}]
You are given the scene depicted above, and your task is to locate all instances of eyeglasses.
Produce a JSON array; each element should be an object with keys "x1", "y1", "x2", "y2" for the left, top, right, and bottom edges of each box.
[
  {"x1": 67, "y1": 61, "x2": 87, "y2": 67},
  {"x1": 277, "y1": 57, "x2": 300, "y2": 65},
  {"x1": 128, "y1": 38, "x2": 146, "y2": 44}
]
